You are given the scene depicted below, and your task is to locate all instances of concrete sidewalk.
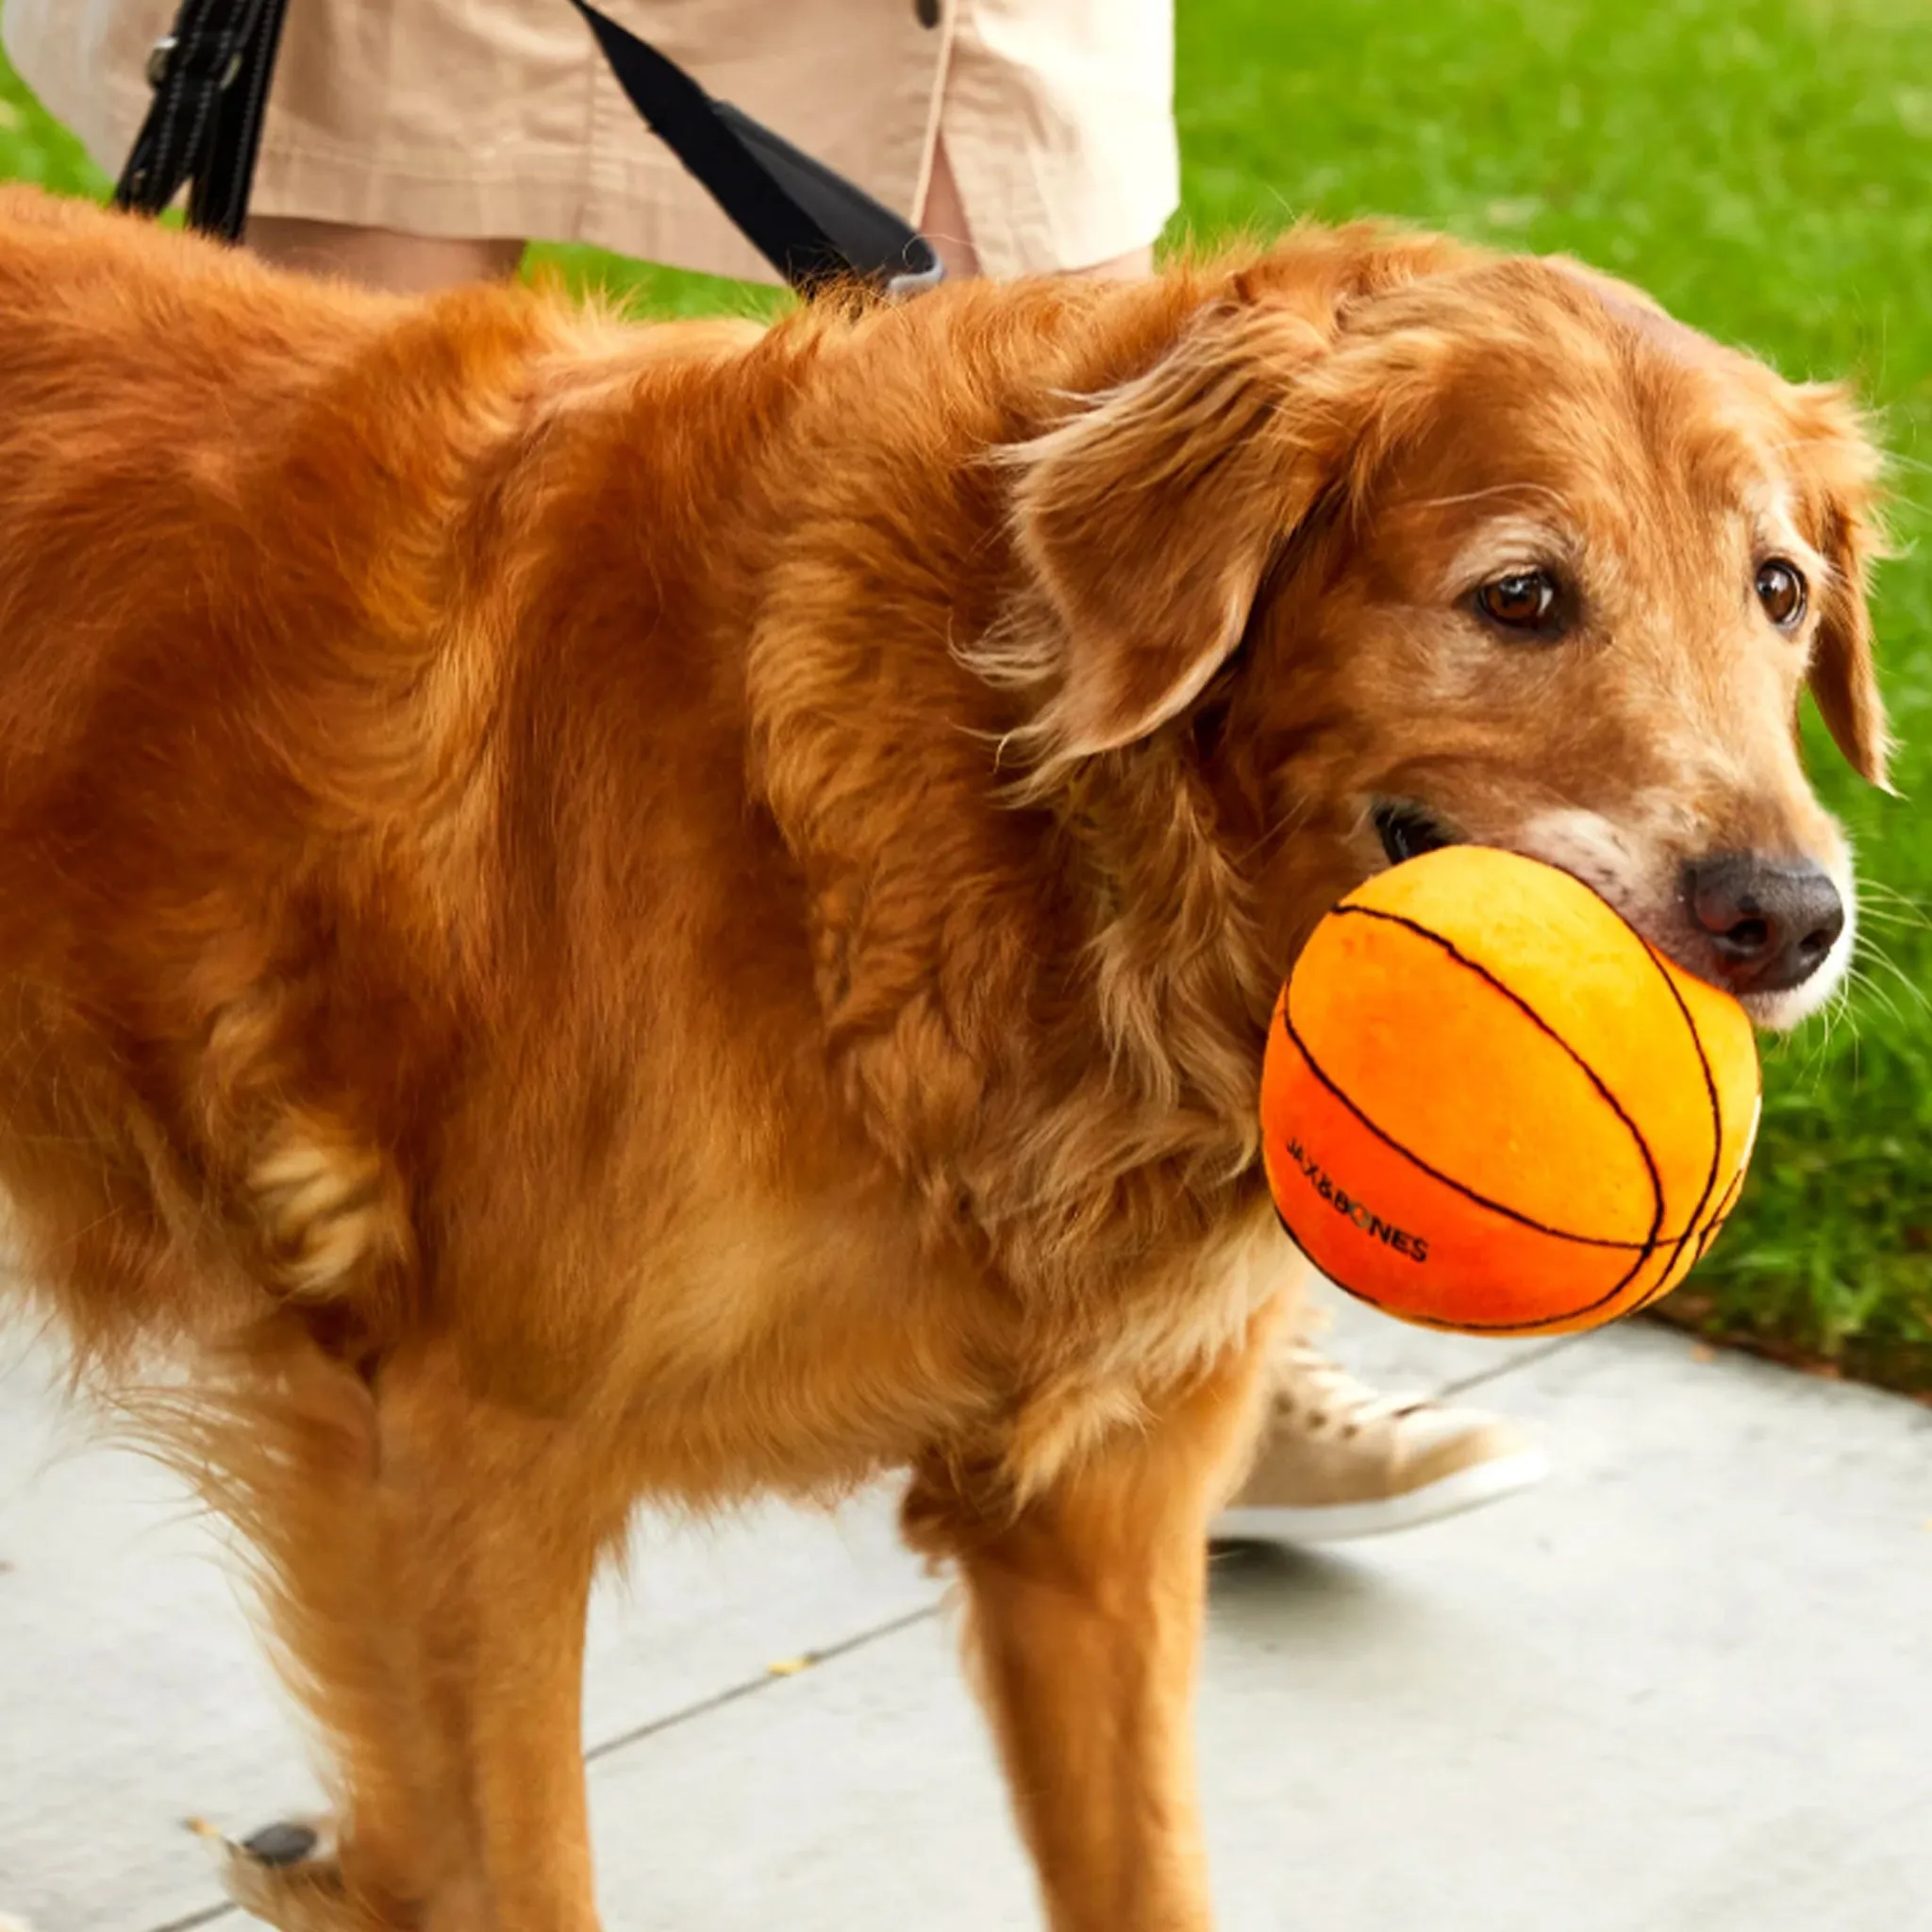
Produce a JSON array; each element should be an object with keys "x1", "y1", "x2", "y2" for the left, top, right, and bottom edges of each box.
[{"x1": 4, "y1": 1289, "x2": 1930, "y2": 1932}]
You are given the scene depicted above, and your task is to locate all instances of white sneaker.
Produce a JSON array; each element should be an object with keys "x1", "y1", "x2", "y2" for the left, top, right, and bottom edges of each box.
[{"x1": 1211, "y1": 1339, "x2": 1548, "y2": 1545}]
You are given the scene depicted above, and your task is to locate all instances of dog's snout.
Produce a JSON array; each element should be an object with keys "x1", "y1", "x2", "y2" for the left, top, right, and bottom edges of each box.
[{"x1": 1684, "y1": 853, "x2": 1845, "y2": 995}]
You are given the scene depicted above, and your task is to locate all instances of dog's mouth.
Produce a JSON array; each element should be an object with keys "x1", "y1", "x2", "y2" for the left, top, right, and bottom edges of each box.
[{"x1": 1372, "y1": 800, "x2": 1460, "y2": 867}]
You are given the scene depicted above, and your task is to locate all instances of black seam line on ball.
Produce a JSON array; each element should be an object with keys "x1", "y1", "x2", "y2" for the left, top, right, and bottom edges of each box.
[
  {"x1": 1274, "y1": 1003, "x2": 1664, "y2": 1249},
  {"x1": 1274, "y1": 1006, "x2": 1658, "y2": 1330},
  {"x1": 1685, "y1": 1166, "x2": 1745, "y2": 1270},
  {"x1": 1295, "y1": 906, "x2": 1668, "y2": 1253},
  {"x1": 1267, "y1": 1140, "x2": 1644, "y2": 1339},
  {"x1": 1628, "y1": 944, "x2": 1729, "y2": 1313}
]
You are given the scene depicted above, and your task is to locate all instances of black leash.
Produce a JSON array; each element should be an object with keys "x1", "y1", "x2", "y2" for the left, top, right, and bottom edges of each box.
[
  {"x1": 566, "y1": 0, "x2": 940, "y2": 295},
  {"x1": 112, "y1": 0, "x2": 941, "y2": 297},
  {"x1": 112, "y1": 0, "x2": 288, "y2": 243}
]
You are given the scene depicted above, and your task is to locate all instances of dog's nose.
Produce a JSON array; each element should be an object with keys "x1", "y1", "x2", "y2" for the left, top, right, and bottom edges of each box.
[{"x1": 1684, "y1": 854, "x2": 1845, "y2": 994}]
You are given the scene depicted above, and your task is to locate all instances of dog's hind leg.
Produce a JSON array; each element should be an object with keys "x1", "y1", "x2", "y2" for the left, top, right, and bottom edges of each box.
[
  {"x1": 113, "y1": 1074, "x2": 615, "y2": 1930},
  {"x1": 175, "y1": 1330, "x2": 618, "y2": 1932},
  {"x1": 904, "y1": 1311, "x2": 1278, "y2": 1932},
  {"x1": 159, "y1": 1324, "x2": 491, "y2": 1932}
]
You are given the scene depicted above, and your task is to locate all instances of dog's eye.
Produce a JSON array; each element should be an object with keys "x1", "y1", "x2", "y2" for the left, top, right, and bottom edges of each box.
[
  {"x1": 1755, "y1": 558, "x2": 1807, "y2": 631},
  {"x1": 1475, "y1": 569, "x2": 1560, "y2": 633}
]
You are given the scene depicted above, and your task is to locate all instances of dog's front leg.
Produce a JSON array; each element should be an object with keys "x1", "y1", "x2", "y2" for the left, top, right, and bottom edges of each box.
[
  {"x1": 906, "y1": 1316, "x2": 1276, "y2": 1932},
  {"x1": 366, "y1": 1351, "x2": 618, "y2": 1932}
]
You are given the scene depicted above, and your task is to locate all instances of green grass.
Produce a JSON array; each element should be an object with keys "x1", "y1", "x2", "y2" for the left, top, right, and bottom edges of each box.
[
  {"x1": 4, "y1": 1, "x2": 1931, "y2": 1375},
  {"x1": 0, "y1": 39, "x2": 93, "y2": 193}
]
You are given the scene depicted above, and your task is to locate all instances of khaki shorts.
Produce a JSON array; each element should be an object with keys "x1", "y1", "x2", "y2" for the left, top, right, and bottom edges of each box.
[{"x1": 3, "y1": 0, "x2": 1178, "y2": 280}]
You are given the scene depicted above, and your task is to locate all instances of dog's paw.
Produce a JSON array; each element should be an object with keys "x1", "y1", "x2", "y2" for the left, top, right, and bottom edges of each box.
[
  {"x1": 240, "y1": 1819, "x2": 328, "y2": 1868},
  {"x1": 189, "y1": 1816, "x2": 351, "y2": 1931}
]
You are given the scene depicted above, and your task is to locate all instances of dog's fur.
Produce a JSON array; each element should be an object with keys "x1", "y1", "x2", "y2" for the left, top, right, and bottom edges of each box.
[{"x1": 0, "y1": 186, "x2": 1887, "y2": 1930}]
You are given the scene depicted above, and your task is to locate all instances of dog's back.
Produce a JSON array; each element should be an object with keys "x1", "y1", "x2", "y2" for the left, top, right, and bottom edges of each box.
[
  {"x1": 0, "y1": 195, "x2": 466, "y2": 1356},
  {"x1": 0, "y1": 193, "x2": 740, "y2": 1366},
  {"x1": 0, "y1": 192, "x2": 953, "y2": 1442}
]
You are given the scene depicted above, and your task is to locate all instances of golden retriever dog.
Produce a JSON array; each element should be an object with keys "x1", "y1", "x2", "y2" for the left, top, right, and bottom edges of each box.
[{"x1": 0, "y1": 182, "x2": 1887, "y2": 1931}]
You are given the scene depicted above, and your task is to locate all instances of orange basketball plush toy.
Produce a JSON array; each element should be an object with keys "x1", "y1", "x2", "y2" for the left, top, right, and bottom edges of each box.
[{"x1": 1261, "y1": 846, "x2": 1761, "y2": 1337}]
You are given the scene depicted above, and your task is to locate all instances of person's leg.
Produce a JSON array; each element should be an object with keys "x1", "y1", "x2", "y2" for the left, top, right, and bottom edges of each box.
[
  {"x1": 917, "y1": 136, "x2": 983, "y2": 281},
  {"x1": 244, "y1": 216, "x2": 525, "y2": 295},
  {"x1": 1210, "y1": 1310, "x2": 1548, "y2": 1545}
]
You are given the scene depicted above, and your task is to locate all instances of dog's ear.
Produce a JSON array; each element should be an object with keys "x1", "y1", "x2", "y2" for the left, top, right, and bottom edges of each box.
[
  {"x1": 1810, "y1": 505, "x2": 1890, "y2": 790},
  {"x1": 1792, "y1": 384, "x2": 1893, "y2": 791},
  {"x1": 1008, "y1": 300, "x2": 1341, "y2": 759}
]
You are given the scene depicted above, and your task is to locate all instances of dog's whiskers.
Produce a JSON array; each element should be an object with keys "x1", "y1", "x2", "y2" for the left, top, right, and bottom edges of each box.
[
  {"x1": 1842, "y1": 963, "x2": 1897, "y2": 1024},
  {"x1": 1852, "y1": 932, "x2": 1929, "y2": 1016},
  {"x1": 1857, "y1": 879, "x2": 1932, "y2": 933}
]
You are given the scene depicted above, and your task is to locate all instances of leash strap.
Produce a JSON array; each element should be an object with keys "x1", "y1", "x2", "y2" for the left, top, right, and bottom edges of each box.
[
  {"x1": 564, "y1": 0, "x2": 940, "y2": 296},
  {"x1": 112, "y1": 0, "x2": 289, "y2": 242},
  {"x1": 113, "y1": 0, "x2": 942, "y2": 297}
]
